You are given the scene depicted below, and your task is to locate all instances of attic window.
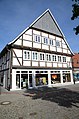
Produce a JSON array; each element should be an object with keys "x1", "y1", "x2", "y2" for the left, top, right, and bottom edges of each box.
[
  {"x1": 34, "y1": 35, "x2": 41, "y2": 43},
  {"x1": 43, "y1": 37, "x2": 48, "y2": 44},
  {"x1": 56, "y1": 40, "x2": 60, "y2": 47}
]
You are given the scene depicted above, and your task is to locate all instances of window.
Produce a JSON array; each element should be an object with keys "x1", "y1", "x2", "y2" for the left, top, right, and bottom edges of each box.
[
  {"x1": 32, "y1": 52, "x2": 38, "y2": 60},
  {"x1": 52, "y1": 55, "x2": 56, "y2": 61},
  {"x1": 40, "y1": 53, "x2": 45, "y2": 61},
  {"x1": 58, "y1": 56, "x2": 61, "y2": 62},
  {"x1": 23, "y1": 50, "x2": 30, "y2": 60},
  {"x1": 56, "y1": 41, "x2": 60, "y2": 47},
  {"x1": 63, "y1": 57, "x2": 66, "y2": 62},
  {"x1": 46, "y1": 54, "x2": 51, "y2": 61},
  {"x1": 49, "y1": 39, "x2": 53, "y2": 46},
  {"x1": 43, "y1": 37, "x2": 48, "y2": 44},
  {"x1": 35, "y1": 35, "x2": 41, "y2": 43}
]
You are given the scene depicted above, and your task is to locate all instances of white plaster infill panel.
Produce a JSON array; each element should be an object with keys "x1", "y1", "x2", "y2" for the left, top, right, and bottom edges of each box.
[
  {"x1": 25, "y1": 29, "x2": 32, "y2": 35},
  {"x1": 13, "y1": 58, "x2": 20, "y2": 66},
  {"x1": 57, "y1": 47, "x2": 62, "y2": 52},
  {"x1": 33, "y1": 30, "x2": 40, "y2": 35},
  {"x1": 14, "y1": 39, "x2": 22, "y2": 45},
  {"x1": 40, "y1": 62, "x2": 45, "y2": 67},
  {"x1": 32, "y1": 61, "x2": 38, "y2": 66},
  {"x1": 42, "y1": 32, "x2": 48, "y2": 37},
  {"x1": 23, "y1": 34, "x2": 32, "y2": 41},
  {"x1": 13, "y1": 49, "x2": 22, "y2": 57},
  {"x1": 33, "y1": 42, "x2": 41, "y2": 49},
  {"x1": 53, "y1": 62, "x2": 57, "y2": 67},
  {"x1": 42, "y1": 44, "x2": 49, "y2": 50},
  {"x1": 49, "y1": 34, "x2": 55, "y2": 39},
  {"x1": 63, "y1": 63, "x2": 67, "y2": 68},
  {"x1": 58, "y1": 63, "x2": 62, "y2": 67},
  {"x1": 23, "y1": 40, "x2": 32, "y2": 47},
  {"x1": 47, "y1": 62, "x2": 52, "y2": 67},
  {"x1": 63, "y1": 49, "x2": 67, "y2": 53},
  {"x1": 23, "y1": 61, "x2": 31, "y2": 66},
  {"x1": 50, "y1": 46, "x2": 56, "y2": 51}
]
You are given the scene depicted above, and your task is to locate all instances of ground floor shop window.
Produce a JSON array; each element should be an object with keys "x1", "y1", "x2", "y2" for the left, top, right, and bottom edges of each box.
[
  {"x1": 73, "y1": 73, "x2": 79, "y2": 81},
  {"x1": 16, "y1": 74, "x2": 20, "y2": 88},
  {"x1": 35, "y1": 74, "x2": 48, "y2": 86},
  {"x1": 29, "y1": 74, "x2": 33, "y2": 87},
  {"x1": 63, "y1": 73, "x2": 71, "y2": 83},
  {"x1": 51, "y1": 74, "x2": 60, "y2": 84},
  {"x1": 21, "y1": 74, "x2": 28, "y2": 88}
]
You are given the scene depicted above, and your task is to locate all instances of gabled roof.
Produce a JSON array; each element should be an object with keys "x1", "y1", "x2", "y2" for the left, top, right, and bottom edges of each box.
[
  {"x1": 6, "y1": 9, "x2": 73, "y2": 55},
  {"x1": 30, "y1": 9, "x2": 63, "y2": 37}
]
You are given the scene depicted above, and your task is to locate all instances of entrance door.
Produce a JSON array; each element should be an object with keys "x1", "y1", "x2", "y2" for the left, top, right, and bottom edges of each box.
[{"x1": 21, "y1": 74, "x2": 28, "y2": 89}]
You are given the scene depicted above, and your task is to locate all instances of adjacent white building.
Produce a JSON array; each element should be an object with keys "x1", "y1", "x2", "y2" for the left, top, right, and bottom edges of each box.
[{"x1": 0, "y1": 9, "x2": 74, "y2": 90}]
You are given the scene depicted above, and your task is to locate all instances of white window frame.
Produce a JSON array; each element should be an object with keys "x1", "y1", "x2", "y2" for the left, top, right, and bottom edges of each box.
[
  {"x1": 58, "y1": 56, "x2": 62, "y2": 62},
  {"x1": 40, "y1": 53, "x2": 45, "y2": 61},
  {"x1": 56, "y1": 40, "x2": 60, "y2": 47},
  {"x1": 63, "y1": 57, "x2": 66, "y2": 62},
  {"x1": 46, "y1": 53, "x2": 51, "y2": 62},
  {"x1": 34, "y1": 35, "x2": 41, "y2": 43},
  {"x1": 49, "y1": 39, "x2": 53, "y2": 46},
  {"x1": 52, "y1": 55, "x2": 57, "y2": 62},
  {"x1": 23, "y1": 50, "x2": 31, "y2": 60},
  {"x1": 43, "y1": 37, "x2": 48, "y2": 45},
  {"x1": 32, "y1": 51, "x2": 38, "y2": 61}
]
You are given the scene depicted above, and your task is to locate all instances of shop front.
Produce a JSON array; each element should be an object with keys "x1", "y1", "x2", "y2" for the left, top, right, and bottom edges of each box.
[{"x1": 11, "y1": 69, "x2": 73, "y2": 90}]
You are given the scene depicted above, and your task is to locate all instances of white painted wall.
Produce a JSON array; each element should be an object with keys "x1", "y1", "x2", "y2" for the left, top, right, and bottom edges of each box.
[
  {"x1": 40, "y1": 62, "x2": 45, "y2": 67},
  {"x1": 23, "y1": 40, "x2": 32, "y2": 47},
  {"x1": 33, "y1": 43, "x2": 41, "y2": 49},
  {"x1": 13, "y1": 58, "x2": 20, "y2": 66},
  {"x1": 14, "y1": 39, "x2": 22, "y2": 45},
  {"x1": 32, "y1": 61, "x2": 38, "y2": 66},
  {"x1": 25, "y1": 29, "x2": 32, "y2": 35},
  {"x1": 23, "y1": 61, "x2": 31, "y2": 66},
  {"x1": 13, "y1": 49, "x2": 22, "y2": 57},
  {"x1": 47, "y1": 62, "x2": 52, "y2": 67}
]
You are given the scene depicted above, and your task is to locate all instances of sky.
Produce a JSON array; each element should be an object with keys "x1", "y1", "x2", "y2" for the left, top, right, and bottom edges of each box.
[{"x1": 0, "y1": 0, "x2": 79, "y2": 53}]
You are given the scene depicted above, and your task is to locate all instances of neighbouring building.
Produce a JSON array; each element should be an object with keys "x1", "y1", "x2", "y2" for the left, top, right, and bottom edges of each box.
[
  {"x1": 72, "y1": 53, "x2": 79, "y2": 83},
  {"x1": 0, "y1": 9, "x2": 74, "y2": 90}
]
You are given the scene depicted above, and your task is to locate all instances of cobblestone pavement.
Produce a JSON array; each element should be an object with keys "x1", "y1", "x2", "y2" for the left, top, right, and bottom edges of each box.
[{"x1": 0, "y1": 84, "x2": 79, "y2": 119}]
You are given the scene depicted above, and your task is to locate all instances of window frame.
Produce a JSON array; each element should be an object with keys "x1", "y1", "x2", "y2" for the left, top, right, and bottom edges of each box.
[
  {"x1": 34, "y1": 35, "x2": 41, "y2": 43},
  {"x1": 23, "y1": 50, "x2": 31, "y2": 60},
  {"x1": 56, "y1": 40, "x2": 60, "y2": 47},
  {"x1": 32, "y1": 51, "x2": 38, "y2": 61},
  {"x1": 40, "y1": 53, "x2": 45, "y2": 61}
]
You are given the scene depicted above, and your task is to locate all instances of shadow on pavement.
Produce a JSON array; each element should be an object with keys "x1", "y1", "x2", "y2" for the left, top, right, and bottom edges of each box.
[{"x1": 23, "y1": 86, "x2": 79, "y2": 108}]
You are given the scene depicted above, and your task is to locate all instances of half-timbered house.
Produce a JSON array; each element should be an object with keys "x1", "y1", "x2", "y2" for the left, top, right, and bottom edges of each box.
[{"x1": 0, "y1": 9, "x2": 74, "y2": 90}]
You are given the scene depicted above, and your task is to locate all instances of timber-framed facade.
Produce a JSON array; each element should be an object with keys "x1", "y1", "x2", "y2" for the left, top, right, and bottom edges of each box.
[{"x1": 0, "y1": 9, "x2": 74, "y2": 90}]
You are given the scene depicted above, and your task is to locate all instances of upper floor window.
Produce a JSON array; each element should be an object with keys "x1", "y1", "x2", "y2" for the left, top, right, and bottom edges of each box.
[
  {"x1": 23, "y1": 50, "x2": 30, "y2": 60},
  {"x1": 32, "y1": 52, "x2": 38, "y2": 60},
  {"x1": 49, "y1": 39, "x2": 53, "y2": 46},
  {"x1": 40, "y1": 53, "x2": 45, "y2": 61},
  {"x1": 43, "y1": 37, "x2": 48, "y2": 44},
  {"x1": 46, "y1": 54, "x2": 51, "y2": 61},
  {"x1": 34, "y1": 35, "x2": 41, "y2": 43},
  {"x1": 52, "y1": 55, "x2": 56, "y2": 62},
  {"x1": 58, "y1": 56, "x2": 61, "y2": 62},
  {"x1": 63, "y1": 57, "x2": 66, "y2": 62},
  {"x1": 56, "y1": 40, "x2": 60, "y2": 47}
]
